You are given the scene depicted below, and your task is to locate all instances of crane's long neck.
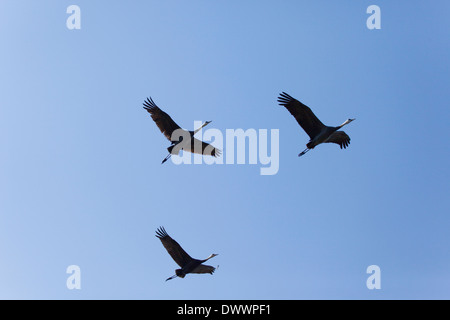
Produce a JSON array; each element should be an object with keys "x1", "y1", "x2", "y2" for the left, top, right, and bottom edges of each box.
[
  {"x1": 203, "y1": 253, "x2": 218, "y2": 262},
  {"x1": 193, "y1": 121, "x2": 211, "y2": 135},
  {"x1": 337, "y1": 118, "x2": 355, "y2": 129}
]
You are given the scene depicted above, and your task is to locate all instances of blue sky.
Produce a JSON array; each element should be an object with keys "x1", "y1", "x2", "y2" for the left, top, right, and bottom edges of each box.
[{"x1": 1, "y1": 1, "x2": 449, "y2": 299}]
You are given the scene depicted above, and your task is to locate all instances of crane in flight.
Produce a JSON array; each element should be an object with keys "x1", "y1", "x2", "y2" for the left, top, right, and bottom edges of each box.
[
  {"x1": 155, "y1": 226, "x2": 218, "y2": 281},
  {"x1": 277, "y1": 92, "x2": 355, "y2": 157},
  {"x1": 143, "y1": 97, "x2": 221, "y2": 164}
]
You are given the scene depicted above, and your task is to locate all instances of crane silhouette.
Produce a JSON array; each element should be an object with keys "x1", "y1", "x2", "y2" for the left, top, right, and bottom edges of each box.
[
  {"x1": 277, "y1": 92, "x2": 355, "y2": 157},
  {"x1": 143, "y1": 97, "x2": 221, "y2": 164},
  {"x1": 155, "y1": 226, "x2": 218, "y2": 281}
]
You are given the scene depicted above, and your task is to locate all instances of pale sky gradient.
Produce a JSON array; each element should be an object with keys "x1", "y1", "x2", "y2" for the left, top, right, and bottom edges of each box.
[{"x1": 1, "y1": 1, "x2": 449, "y2": 299}]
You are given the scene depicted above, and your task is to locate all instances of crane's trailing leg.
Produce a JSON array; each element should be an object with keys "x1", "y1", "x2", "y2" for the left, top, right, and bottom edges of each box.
[
  {"x1": 298, "y1": 148, "x2": 310, "y2": 157},
  {"x1": 165, "y1": 274, "x2": 177, "y2": 281},
  {"x1": 161, "y1": 154, "x2": 171, "y2": 164},
  {"x1": 162, "y1": 144, "x2": 176, "y2": 164}
]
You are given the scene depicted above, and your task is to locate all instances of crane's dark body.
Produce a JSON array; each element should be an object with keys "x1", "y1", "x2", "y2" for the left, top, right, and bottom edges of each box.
[
  {"x1": 277, "y1": 92, "x2": 354, "y2": 156},
  {"x1": 155, "y1": 227, "x2": 218, "y2": 281},
  {"x1": 143, "y1": 97, "x2": 221, "y2": 164}
]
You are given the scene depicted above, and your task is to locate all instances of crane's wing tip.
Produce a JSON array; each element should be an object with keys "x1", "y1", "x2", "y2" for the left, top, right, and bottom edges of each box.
[
  {"x1": 277, "y1": 92, "x2": 295, "y2": 106},
  {"x1": 156, "y1": 226, "x2": 169, "y2": 239}
]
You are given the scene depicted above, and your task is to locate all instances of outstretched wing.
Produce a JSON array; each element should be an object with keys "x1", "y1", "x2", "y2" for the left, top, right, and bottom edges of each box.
[
  {"x1": 277, "y1": 92, "x2": 325, "y2": 139},
  {"x1": 155, "y1": 227, "x2": 193, "y2": 268},
  {"x1": 191, "y1": 264, "x2": 216, "y2": 275},
  {"x1": 189, "y1": 137, "x2": 222, "y2": 158},
  {"x1": 143, "y1": 97, "x2": 182, "y2": 141},
  {"x1": 325, "y1": 131, "x2": 351, "y2": 149}
]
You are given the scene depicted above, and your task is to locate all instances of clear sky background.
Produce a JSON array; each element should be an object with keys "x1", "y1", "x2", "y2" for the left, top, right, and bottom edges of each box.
[{"x1": 1, "y1": 1, "x2": 449, "y2": 299}]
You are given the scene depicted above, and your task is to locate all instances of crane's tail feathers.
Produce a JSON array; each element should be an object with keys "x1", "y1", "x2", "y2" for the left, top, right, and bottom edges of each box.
[
  {"x1": 161, "y1": 154, "x2": 171, "y2": 164},
  {"x1": 298, "y1": 148, "x2": 310, "y2": 157}
]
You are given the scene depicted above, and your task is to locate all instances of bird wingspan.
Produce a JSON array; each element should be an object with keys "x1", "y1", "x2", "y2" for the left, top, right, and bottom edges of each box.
[
  {"x1": 325, "y1": 131, "x2": 351, "y2": 149},
  {"x1": 190, "y1": 264, "x2": 216, "y2": 275},
  {"x1": 277, "y1": 92, "x2": 325, "y2": 140},
  {"x1": 143, "y1": 97, "x2": 182, "y2": 141},
  {"x1": 155, "y1": 227, "x2": 193, "y2": 268}
]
